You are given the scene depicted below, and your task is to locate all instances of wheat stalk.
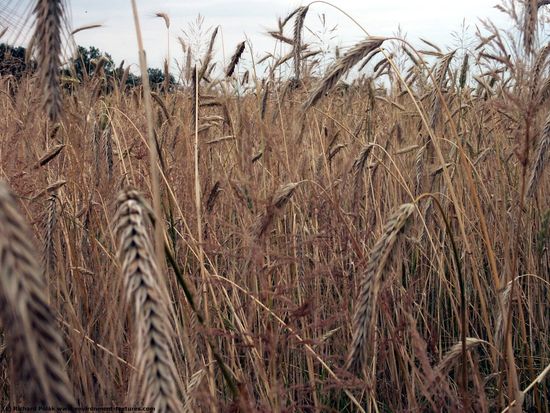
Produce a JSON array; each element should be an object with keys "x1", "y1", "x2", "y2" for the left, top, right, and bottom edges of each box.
[
  {"x1": 103, "y1": 123, "x2": 113, "y2": 179},
  {"x1": 113, "y1": 189, "x2": 184, "y2": 413},
  {"x1": 0, "y1": 182, "x2": 76, "y2": 408},
  {"x1": 346, "y1": 203, "x2": 415, "y2": 375},
  {"x1": 415, "y1": 141, "x2": 427, "y2": 195},
  {"x1": 42, "y1": 194, "x2": 58, "y2": 272},
  {"x1": 92, "y1": 113, "x2": 101, "y2": 186},
  {"x1": 526, "y1": 113, "x2": 550, "y2": 198}
]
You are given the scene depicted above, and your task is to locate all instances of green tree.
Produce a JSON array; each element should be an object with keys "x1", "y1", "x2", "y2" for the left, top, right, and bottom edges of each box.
[
  {"x1": 0, "y1": 43, "x2": 32, "y2": 79},
  {"x1": 147, "y1": 67, "x2": 176, "y2": 90},
  {"x1": 70, "y1": 45, "x2": 115, "y2": 80}
]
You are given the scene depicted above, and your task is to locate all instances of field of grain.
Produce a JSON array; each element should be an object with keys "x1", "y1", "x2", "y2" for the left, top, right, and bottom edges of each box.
[{"x1": 0, "y1": 0, "x2": 548, "y2": 412}]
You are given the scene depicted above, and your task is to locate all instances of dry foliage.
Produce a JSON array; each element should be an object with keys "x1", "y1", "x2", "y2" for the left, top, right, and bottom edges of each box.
[{"x1": 0, "y1": 0, "x2": 547, "y2": 412}]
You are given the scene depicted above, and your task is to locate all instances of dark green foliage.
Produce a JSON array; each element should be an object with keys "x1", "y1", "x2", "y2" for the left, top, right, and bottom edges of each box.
[
  {"x1": 0, "y1": 43, "x2": 33, "y2": 78},
  {"x1": 147, "y1": 67, "x2": 176, "y2": 90},
  {"x1": 70, "y1": 45, "x2": 115, "y2": 80},
  {"x1": 0, "y1": 43, "x2": 173, "y2": 92}
]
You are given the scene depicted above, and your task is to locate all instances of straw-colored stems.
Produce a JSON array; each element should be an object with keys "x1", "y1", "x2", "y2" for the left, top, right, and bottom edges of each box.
[{"x1": 526, "y1": 113, "x2": 549, "y2": 198}]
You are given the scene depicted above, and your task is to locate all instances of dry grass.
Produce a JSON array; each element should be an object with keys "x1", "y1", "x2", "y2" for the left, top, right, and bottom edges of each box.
[{"x1": 0, "y1": 0, "x2": 548, "y2": 411}]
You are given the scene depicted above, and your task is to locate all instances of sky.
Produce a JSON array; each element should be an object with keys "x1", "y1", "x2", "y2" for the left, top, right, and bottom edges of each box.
[{"x1": 3, "y1": 1, "x2": 511, "y2": 74}]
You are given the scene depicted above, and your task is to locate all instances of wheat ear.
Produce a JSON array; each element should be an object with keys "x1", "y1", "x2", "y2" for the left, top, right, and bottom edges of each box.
[
  {"x1": 226, "y1": 41, "x2": 246, "y2": 77},
  {"x1": 155, "y1": 12, "x2": 170, "y2": 29},
  {"x1": 33, "y1": 0, "x2": 65, "y2": 123},
  {"x1": 436, "y1": 338, "x2": 487, "y2": 374},
  {"x1": 346, "y1": 203, "x2": 415, "y2": 375},
  {"x1": 293, "y1": 6, "x2": 308, "y2": 82},
  {"x1": 523, "y1": 0, "x2": 538, "y2": 55},
  {"x1": 197, "y1": 26, "x2": 218, "y2": 82},
  {"x1": 430, "y1": 51, "x2": 455, "y2": 130},
  {"x1": 0, "y1": 182, "x2": 76, "y2": 408},
  {"x1": 494, "y1": 277, "x2": 517, "y2": 349},
  {"x1": 253, "y1": 182, "x2": 299, "y2": 239},
  {"x1": 529, "y1": 43, "x2": 550, "y2": 101},
  {"x1": 183, "y1": 368, "x2": 207, "y2": 413},
  {"x1": 303, "y1": 37, "x2": 385, "y2": 110},
  {"x1": 113, "y1": 189, "x2": 184, "y2": 413}
]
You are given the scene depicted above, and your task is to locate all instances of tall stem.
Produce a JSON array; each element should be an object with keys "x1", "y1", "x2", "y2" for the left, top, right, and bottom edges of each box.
[{"x1": 130, "y1": 0, "x2": 163, "y2": 266}]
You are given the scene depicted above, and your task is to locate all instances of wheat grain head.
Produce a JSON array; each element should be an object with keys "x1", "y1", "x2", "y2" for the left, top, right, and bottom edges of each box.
[
  {"x1": 303, "y1": 37, "x2": 385, "y2": 110},
  {"x1": 346, "y1": 203, "x2": 415, "y2": 375},
  {"x1": 113, "y1": 189, "x2": 184, "y2": 413},
  {"x1": 293, "y1": 6, "x2": 308, "y2": 82},
  {"x1": 0, "y1": 182, "x2": 76, "y2": 408},
  {"x1": 226, "y1": 41, "x2": 246, "y2": 77},
  {"x1": 32, "y1": 0, "x2": 65, "y2": 123}
]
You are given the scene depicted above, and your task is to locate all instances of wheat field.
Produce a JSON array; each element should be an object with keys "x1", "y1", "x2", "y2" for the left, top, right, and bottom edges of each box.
[{"x1": 0, "y1": 0, "x2": 548, "y2": 412}]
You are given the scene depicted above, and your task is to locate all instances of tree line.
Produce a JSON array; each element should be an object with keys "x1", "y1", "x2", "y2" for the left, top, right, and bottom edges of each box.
[{"x1": 0, "y1": 43, "x2": 175, "y2": 90}]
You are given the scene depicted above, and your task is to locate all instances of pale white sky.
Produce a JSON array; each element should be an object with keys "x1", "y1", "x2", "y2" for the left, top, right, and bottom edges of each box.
[
  {"x1": 68, "y1": 0, "x2": 510, "y2": 73},
  {"x1": 3, "y1": 1, "x2": 511, "y2": 73}
]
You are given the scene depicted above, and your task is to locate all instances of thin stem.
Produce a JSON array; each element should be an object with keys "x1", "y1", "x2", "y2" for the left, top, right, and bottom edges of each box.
[{"x1": 129, "y1": 0, "x2": 163, "y2": 265}]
